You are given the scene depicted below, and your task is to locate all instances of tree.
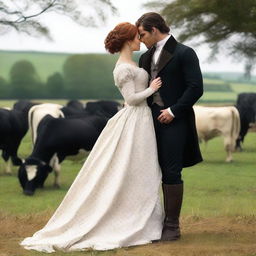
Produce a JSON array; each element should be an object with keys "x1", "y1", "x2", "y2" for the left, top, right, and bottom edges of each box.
[
  {"x1": 145, "y1": 0, "x2": 256, "y2": 78},
  {"x1": 0, "y1": 0, "x2": 116, "y2": 38},
  {"x1": 9, "y1": 60, "x2": 42, "y2": 98},
  {"x1": 46, "y1": 72, "x2": 64, "y2": 98},
  {"x1": 63, "y1": 54, "x2": 120, "y2": 99},
  {"x1": 0, "y1": 76, "x2": 9, "y2": 98}
]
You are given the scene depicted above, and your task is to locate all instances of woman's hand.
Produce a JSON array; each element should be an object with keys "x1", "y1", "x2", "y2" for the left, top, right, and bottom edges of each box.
[{"x1": 149, "y1": 77, "x2": 162, "y2": 91}]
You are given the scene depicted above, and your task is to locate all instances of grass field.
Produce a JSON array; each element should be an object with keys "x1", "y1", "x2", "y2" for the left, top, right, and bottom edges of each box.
[
  {"x1": 0, "y1": 51, "x2": 70, "y2": 82},
  {"x1": 199, "y1": 79, "x2": 256, "y2": 104},
  {"x1": 0, "y1": 99, "x2": 256, "y2": 256}
]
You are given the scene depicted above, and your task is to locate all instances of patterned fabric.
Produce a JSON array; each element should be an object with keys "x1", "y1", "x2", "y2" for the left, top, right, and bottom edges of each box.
[
  {"x1": 151, "y1": 58, "x2": 164, "y2": 106},
  {"x1": 20, "y1": 63, "x2": 163, "y2": 252}
]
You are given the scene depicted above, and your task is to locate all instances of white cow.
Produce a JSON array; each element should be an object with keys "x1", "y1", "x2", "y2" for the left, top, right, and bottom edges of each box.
[
  {"x1": 28, "y1": 103, "x2": 64, "y2": 187},
  {"x1": 193, "y1": 106, "x2": 240, "y2": 162},
  {"x1": 29, "y1": 103, "x2": 64, "y2": 143}
]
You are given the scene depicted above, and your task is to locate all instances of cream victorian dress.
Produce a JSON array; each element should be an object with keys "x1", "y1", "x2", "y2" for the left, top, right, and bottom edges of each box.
[{"x1": 20, "y1": 63, "x2": 163, "y2": 252}]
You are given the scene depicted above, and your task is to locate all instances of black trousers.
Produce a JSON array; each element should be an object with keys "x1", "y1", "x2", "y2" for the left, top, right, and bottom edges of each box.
[{"x1": 151, "y1": 104, "x2": 188, "y2": 185}]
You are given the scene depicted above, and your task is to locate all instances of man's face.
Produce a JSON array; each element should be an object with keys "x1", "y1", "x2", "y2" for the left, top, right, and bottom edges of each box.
[{"x1": 138, "y1": 25, "x2": 157, "y2": 49}]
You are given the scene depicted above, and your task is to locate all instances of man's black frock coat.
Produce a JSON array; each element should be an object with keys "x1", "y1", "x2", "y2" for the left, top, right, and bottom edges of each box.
[{"x1": 139, "y1": 36, "x2": 203, "y2": 168}]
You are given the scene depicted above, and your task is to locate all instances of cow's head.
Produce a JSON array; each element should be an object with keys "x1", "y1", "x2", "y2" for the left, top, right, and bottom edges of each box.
[{"x1": 18, "y1": 158, "x2": 52, "y2": 196}]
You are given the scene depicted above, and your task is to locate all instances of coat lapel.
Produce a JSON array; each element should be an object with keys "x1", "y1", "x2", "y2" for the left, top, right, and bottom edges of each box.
[
  {"x1": 157, "y1": 35, "x2": 177, "y2": 74},
  {"x1": 141, "y1": 46, "x2": 155, "y2": 75}
]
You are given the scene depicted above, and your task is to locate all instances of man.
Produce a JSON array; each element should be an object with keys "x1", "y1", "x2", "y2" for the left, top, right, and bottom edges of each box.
[{"x1": 136, "y1": 12, "x2": 203, "y2": 241}]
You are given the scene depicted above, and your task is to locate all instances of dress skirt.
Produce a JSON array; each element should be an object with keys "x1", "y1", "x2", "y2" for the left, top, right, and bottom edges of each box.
[{"x1": 20, "y1": 105, "x2": 163, "y2": 252}]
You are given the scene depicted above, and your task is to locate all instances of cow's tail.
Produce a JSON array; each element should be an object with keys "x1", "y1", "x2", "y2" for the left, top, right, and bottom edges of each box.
[
  {"x1": 230, "y1": 107, "x2": 241, "y2": 151},
  {"x1": 28, "y1": 106, "x2": 36, "y2": 145}
]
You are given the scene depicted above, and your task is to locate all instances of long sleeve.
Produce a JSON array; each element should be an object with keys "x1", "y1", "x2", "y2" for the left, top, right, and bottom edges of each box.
[
  {"x1": 114, "y1": 64, "x2": 155, "y2": 106},
  {"x1": 170, "y1": 47, "x2": 203, "y2": 118}
]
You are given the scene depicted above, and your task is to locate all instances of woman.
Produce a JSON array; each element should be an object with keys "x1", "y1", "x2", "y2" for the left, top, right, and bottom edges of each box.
[{"x1": 20, "y1": 22, "x2": 163, "y2": 252}]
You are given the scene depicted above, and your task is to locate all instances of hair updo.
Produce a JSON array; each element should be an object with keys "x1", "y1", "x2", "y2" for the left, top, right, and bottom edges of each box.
[{"x1": 104, "y1": 22, "x2": 138, "y2": 54}]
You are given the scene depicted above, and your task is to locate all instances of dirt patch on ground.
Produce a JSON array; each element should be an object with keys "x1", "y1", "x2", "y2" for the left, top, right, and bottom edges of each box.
[{"x1": 1, "y1": 214, "x2": 256, "y2": 256}]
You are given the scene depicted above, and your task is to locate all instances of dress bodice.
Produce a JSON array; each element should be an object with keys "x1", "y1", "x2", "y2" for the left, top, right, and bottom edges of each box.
[{"x1": 113, "y1": 63, "x2": 154, "y2": 107}]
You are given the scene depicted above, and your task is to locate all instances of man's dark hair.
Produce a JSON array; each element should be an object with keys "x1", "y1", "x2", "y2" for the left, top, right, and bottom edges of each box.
[{"x1": 136, "y1": 12, "x2": 170, "y2": 33}]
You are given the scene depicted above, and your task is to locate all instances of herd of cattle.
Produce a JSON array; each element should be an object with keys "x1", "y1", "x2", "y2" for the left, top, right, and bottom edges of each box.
[
  {"x1": 1, "y1": 100, "x2": 121, "y2": 195},
  {"x1": 1, "y1": 92, "x2": 256, "y2": 195}
]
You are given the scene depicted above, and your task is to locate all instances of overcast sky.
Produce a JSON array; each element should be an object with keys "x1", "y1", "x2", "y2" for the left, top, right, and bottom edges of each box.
[{"x1": 0, "y1": 0, "x2": 254, "y2": 74}]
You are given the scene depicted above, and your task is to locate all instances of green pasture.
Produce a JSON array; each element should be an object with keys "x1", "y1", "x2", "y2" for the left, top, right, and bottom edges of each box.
[
  {"x1": 0, "y1": 99, "x2": 256, "y2": 256},
  {"x1": 230, "y1": 82, "x2": 256, "y2": 93},
  {"x1": 0, "y1": 99, "x2": 71, "y2": 108},
  {"x1": 199, "y1": 91, "x2": 237, "y2": 103},
  {"x1": 0, "y1": 51, "x2": 70, "y2": 82},
  {"x1": 199, "y1": 79, "x2": 256, "y2": 103},
  {"x1": 0, "y1": 107, "x2": 255, "y2": 217}
]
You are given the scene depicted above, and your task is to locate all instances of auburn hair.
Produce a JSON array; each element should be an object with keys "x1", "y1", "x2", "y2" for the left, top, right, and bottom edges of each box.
[{"x1": 104, "y1": 22, "x2": 138, "y2": 54}]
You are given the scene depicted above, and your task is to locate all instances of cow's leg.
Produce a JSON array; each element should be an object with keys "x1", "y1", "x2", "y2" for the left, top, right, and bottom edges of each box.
[
  {"x1": 4, "y1": 158, "x2": 12, "y2": 174},
  {"x1": 223, "y1": 136, "x2": 233, "y2": 162},
  {"x1": 203, "y1": 140, "x2": 208, "y2": 151},
  {"x1": 2, "y1": 151, "x2": 12, "y2": 174},
  {"x1": 53, "y1": 165, "x2": 61, "y2": 188},
  {"x1": 7, "y1": 138, "x2": 23, "y2": 166},
  {"x1": 235, "y1": 136, "x2": 243, "y2": 152},
  {"x1": 50, "y1": 154, "x2": 61, "y2": 188},
  {"x1": 236, "y1": 122, "x2": 249, "y2": 151}
]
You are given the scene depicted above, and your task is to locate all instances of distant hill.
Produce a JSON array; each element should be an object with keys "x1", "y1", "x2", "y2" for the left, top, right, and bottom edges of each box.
[
  {"x1": 1, "y1": 50, "x2": 255, "y2": 83},
  {"x1": 203, "y1": 72, "x2": 256, "y2": 83},
  {"x1": 1, "y1": 50, "x2": 256, "y2": 102},
  {"x1": 0, "y1": 50, "x2": 71, "y2": 82}
]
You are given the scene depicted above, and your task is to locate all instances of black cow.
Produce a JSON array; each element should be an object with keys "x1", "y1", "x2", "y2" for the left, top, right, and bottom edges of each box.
[
  {"x1": 62, "y1": 100, "x2": 121, "y2": 118},
  {"x1": 0, "y1": 101, "x2": 38, "y2": 174},
  {"x1": 61, "y1": 100, "x2": 85, "y2": 117},
  {"x1": 13, "y1": 100, "x2": 38, "y2": 113},
  {"x1": 61, "y1": 105, "x2": 85, "y2": 117},
  {"x1": 66, "y1": 100, "x2": 84, "y2": 111},
  {"x1": 0, "y1": 108, "x2": 28, "y2": 173},
  {"x1": 18, "y1": 114, "x2": 110, "y2": 195},
  {"x1": 85, "y1": 100, "x2": 122, "y2": 118},
  {"x1": 235, "y1": 93, "x2": 256, "y2": 150}
]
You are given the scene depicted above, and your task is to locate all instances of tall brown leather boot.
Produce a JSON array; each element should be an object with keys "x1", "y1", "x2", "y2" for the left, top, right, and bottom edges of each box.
[{"x1": 161, "y1": 183, "x2": 183, "y2": 241}]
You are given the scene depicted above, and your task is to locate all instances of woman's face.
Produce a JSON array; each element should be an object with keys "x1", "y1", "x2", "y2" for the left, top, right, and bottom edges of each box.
[{"x1": 129, "y1": 33, "x2": 141, "y2": 51}]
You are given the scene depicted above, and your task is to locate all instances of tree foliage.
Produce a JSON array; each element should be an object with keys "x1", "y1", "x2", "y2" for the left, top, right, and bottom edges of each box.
[
  {"x1": 0, "y1": 76, "x2": 9, "y2": 97},
  {"x1": 1, "y1": 52, "x2": 255, "y2": 99},
  {"x1": 145, "y1": 0, "x2": 256, "y2": 77},
  {"x1": 9, "y1": 60, "x2": 42, "y2": 98},
  {"x1": 46, "y1": 72, "x2": 64, "y2": 98},
  {"x1": 63, "y1": 54, "x2": 119, "y2": 99},
  {"x1": 0, "y1": 0, "x2": 116, "y2": 38}
]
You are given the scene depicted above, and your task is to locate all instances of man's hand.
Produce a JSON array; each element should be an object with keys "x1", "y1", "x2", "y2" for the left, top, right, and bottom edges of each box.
[{"x1": 157, "y1": 109, "x2": 174, "y2": 124}]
